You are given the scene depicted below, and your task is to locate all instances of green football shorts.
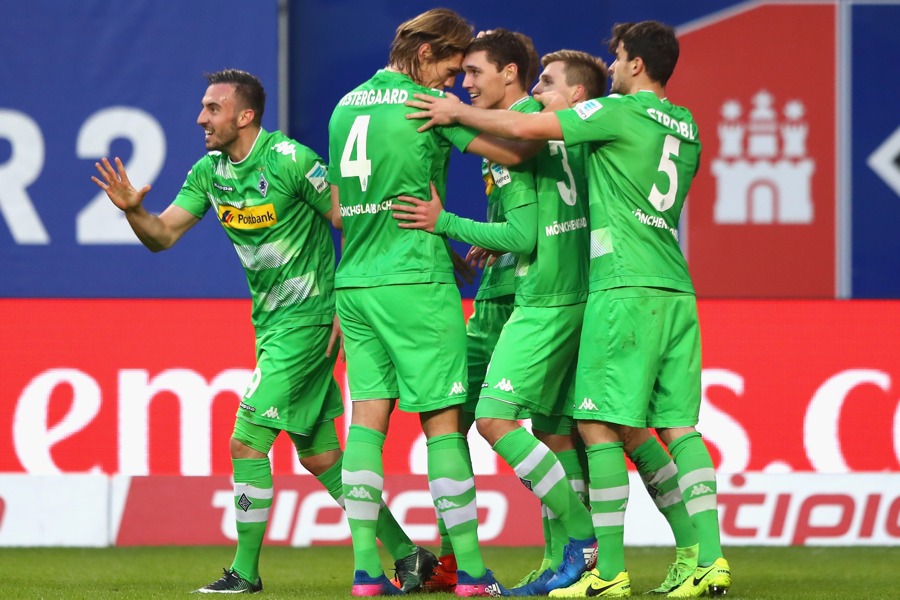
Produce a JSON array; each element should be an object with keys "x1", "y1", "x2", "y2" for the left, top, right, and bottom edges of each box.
[
  {"x1": 478, "y1": 303, "x2": 584, "y2": 417},
  {"x1": 236, "y1": 324, "x2": 343, "y2": 436},
  {"x1": 574, "y1": 287, "x2": 701, "y2": 428},
  {"x1": 336, "y1": 283, "x2": 468, "y2": 413},
  {"x1": 465, "y1": 295, "x2": 515, "y2": 413}
]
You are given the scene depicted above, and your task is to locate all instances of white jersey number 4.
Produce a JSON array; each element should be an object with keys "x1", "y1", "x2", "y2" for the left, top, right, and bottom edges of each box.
[{"x1": 340, "y1": 115, "x2": 372, "y2": 192}]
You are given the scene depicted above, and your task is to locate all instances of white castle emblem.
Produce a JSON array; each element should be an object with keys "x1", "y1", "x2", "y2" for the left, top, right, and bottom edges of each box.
[{"x1": 711, "y1": 91, "x2": 815, "y2": 224}]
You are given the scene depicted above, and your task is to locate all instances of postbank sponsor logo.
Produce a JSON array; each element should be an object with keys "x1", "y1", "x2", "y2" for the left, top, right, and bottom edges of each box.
[{"x1": 218, "y1": 203, "x2": 278, "y2": 229}]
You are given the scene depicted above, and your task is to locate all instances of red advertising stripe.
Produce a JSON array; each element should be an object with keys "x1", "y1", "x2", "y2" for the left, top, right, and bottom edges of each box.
[{"x1": 3, "y1": 299, "x2": 899, "y2": 476}]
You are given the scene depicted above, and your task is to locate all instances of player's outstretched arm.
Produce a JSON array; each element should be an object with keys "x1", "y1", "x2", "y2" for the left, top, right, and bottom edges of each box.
[
  {"x1": 91, "y1": 156, "x2": 197, "y2": 252},
  {"x1": 406, "y1": 93, "x2": 563, "y2": 142}
]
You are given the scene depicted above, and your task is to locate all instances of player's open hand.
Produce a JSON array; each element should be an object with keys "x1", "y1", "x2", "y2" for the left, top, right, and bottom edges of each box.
[
  {"x1": 392, "y1": 181, "x2": 443, "y2": 233},
  {"x1": 466, "y1": 245, "x2": 502, "y2": 269},
  {"x1": 405, "y1": 92, "x2": 462, "y2": 132},
  {"x1": 91, "y1": 157, "x2": 152, "y2": 212}
]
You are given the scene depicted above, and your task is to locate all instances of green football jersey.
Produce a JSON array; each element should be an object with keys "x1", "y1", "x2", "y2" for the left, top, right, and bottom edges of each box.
[
  {"x1": 327, "y1": 70, "x2": 478, "y2": 288},
  {"x1": 475, "y1": 96, "x2": 538, "y2": 301},
  {"x1": 557, "y1": 91, "x2": 700, "y2": 294},
  {"x1": 516, "y1": 104, "x2": 590, "y2": 307},
  {"x1": 173, "y1": 129, "x2": 335, "y2": 331}
]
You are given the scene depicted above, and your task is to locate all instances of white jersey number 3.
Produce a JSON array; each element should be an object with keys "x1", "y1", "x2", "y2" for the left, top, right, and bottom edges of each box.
[
  {"x1": 648, "y1": 134, "x2": 680, "y2": 212},
  {"x1": 340, "y1": 115, "x2": 372, "y2": 192},
  {"x1": 548, "y1": 141, "x2": 577, "y2": 206}
]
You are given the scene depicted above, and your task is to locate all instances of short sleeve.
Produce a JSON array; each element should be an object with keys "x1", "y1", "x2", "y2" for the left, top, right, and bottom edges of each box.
[
  {"x1": 172, "y1": 157, "x2": 212, "y2": 218},
  {"x1": 557, "y1": 97, "x2": 624, "y2": 147}
]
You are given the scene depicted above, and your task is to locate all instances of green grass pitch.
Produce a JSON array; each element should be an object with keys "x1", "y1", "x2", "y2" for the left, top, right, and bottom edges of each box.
[{"x1": 2, "y1": 545, "x2": 897, "y2": 599}]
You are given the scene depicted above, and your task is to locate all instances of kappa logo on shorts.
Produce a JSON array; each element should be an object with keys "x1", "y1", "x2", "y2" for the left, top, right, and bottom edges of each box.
[
  {"x1": 347, "y1": 486, "x2": 373, "y2": 500},
  {"x1": 262, "y1": 407, "x2": 280, "y2": 419},
  {"x1": 579, "y1": 398, "x2": 598, "y2": 410},
  {"x1": 448, "y1": 382, "x2": 466, "y2": 396},
  {"x1": 493, "y1": 378, "x2": 515, "y2": 393}
]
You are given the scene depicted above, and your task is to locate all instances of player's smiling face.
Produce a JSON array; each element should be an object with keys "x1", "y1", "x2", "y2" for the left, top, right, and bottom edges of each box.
[
  {"x1": 462, "y1": 50, "x2": 507, "y2": 110},
  {"x1": 197, "y1": 83, "x2": 241, "y2": 153}
]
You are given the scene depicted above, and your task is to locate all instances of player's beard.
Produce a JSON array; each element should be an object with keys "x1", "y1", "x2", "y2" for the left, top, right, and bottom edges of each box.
[
  {"x1": 206, "y1": 118, "x2": 240, "y2": 153},
  {"x1": 609, "y1": 77, "x2": 626, "y2": 96}
]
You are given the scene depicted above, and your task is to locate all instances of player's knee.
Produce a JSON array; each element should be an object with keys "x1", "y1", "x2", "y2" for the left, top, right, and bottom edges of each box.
[
  {"x1": 298, "y1": 448, "x2": 342, "y2": 476},
  {"x1": 229, "y1": 436, "x2": 267, "y2": 460}
]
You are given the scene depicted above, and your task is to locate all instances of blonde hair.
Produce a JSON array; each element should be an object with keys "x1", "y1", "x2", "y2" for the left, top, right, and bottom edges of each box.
[
  {"x1": 389, "y1": 8, "x2": 474, "y2": 85},
  {"x1": 541, "y1": 49, "x2": 609, "y2": 99}
]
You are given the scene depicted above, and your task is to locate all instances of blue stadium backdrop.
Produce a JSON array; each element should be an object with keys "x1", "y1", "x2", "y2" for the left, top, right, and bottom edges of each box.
[{"x1": 2, "y1": 0, "x2": 899, "y2": 298}]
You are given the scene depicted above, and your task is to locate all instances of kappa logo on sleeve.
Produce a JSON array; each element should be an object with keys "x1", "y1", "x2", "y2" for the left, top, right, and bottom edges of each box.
[
  {"x1": 305, "y1": 162, "x2": 328, "y2": 193},
  {"x1": 574, "y1": 99, "x2": 603, "y2": 120}
]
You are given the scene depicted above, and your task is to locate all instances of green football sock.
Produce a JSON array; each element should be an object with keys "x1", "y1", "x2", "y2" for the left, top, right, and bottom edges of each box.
[
  {"x1": 316, "y1": 457, "x2": 416, "y2": 562},
  {"x1": 427, "y1": 433, "x2": 484, "y2": 578},
  {"x1": 230, "y1": 457, "x2": 272, "y2": 582},
  {"x1": 586, "y1": 442, "x2": 628, "y2": 579},
  {"x1": 630, "y1": 436, "x2": 698, "y2": 549},
  {"x1": 668, "y1": 432, "x2": 724, "y2": 566},
  {"x1": 494, "y1": 427, "x2": 594, "y2": 540},
  {"x1": 342, "y1": 425, "x2": 387, "y2": 577},
  {"x1": 436, "y1": 515, "x2": 454, "y2": 557},
  {"x1": 542, "y1": 504, "x2": 567, "y2": 570}
]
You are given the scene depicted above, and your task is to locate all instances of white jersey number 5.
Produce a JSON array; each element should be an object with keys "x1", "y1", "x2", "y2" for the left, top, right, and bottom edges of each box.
[
  {"x1": 340, "y1": 115, "x2": 372, "y2": 192},
  {"x1": 648, "y1": 134, "x2": 680, "y2": 212}
]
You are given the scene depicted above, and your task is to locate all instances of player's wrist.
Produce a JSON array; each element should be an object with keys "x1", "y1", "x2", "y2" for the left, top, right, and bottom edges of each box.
[{"x1": 434, "y1": 210, "x2": 452, "y2": 234}]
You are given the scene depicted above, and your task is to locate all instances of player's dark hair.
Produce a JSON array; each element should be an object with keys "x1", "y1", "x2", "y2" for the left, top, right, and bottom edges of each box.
[
  {"x1": 513, "y1": 32, "x2": 540, "y2": 89},
  {"x1": 540, "y1": 49, "x2": 609, "y2": 100},
  {"x1": 607, "y1": 21, "x2": 679, "y2": 86},
  {"x1": 466, "y1": 28, "x2": 533, "y2": 91},
  {"x1": 205, "y1": 69, "x2": 266, "y2": 125},
  {"x1": 389, "y1": 8, "x2": 474, "y2": 86}
]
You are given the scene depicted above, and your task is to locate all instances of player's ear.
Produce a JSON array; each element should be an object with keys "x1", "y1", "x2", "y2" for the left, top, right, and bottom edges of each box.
[
  {"x1": 572, "y1": 83, "x2": 587, "y2": 104},
  {"x1": 238, "y1": 108, "x2": 255, "y2": 127},
  {"x1": 632, "y1": 56, "x2": 644, "y2": 76},
  {"x1": 504, "y1": 63, "x2": 517, "y2": 84},
  {"x1": 417, "y1": 43, "x2": 433, "y2": 63}
]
